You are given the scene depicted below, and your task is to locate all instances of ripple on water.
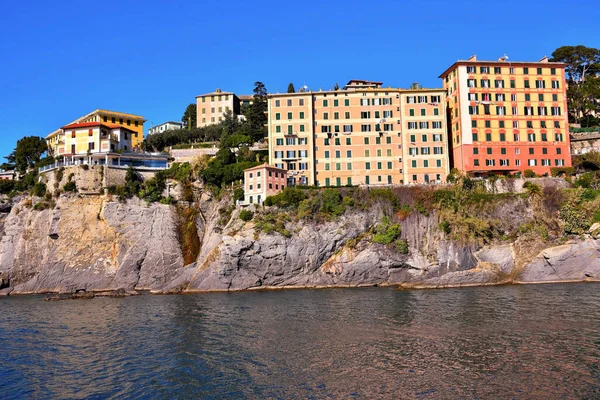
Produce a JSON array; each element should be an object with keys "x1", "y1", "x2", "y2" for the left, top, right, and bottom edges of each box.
[{"x1": 1, "y1": 284, "x2": 600, "y2": 398}]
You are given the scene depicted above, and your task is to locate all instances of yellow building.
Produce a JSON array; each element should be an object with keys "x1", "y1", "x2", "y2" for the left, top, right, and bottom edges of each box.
[
  {"x1": 440, "y1": 55, "x2": 572, "y2": 176},
  {"x1": 46, "y1": 109, "x2": 145, "y2": 154},
  {"x1": 267, "y1": 81, "x2": 449, "y2": 187}
]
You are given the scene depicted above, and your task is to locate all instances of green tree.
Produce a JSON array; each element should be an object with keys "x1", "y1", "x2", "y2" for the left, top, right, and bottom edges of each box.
[
  {"x1": 333, "y1": 82, "x2": 340, "y2": 90},
  {"x1": 287, "y1": 83, "x2": 295, "y2": 93},
  {"x1": 551, "y1": 45, "x2": 600, "y2": 124},
  {"x1": 245, "y1": 81, "x2": 268, "y2": 142},
  {"x1": 7, "y1": 136, "x2": 48, "y2": 173},
  {"x1": 182, "y1": 103, "x2": 197, "y2": 129},
  {"x1": 0, "y1": 163, "x2": 14, "y2": 171}
]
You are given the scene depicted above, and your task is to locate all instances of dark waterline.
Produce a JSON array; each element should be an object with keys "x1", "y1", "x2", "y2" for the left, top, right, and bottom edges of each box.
[{"x1": 1, "y1": 284, "x2": 600, "y2": 399}]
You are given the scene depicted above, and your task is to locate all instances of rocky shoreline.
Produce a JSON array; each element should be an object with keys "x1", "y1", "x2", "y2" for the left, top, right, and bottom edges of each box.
[{"x1": 1, "y1": 192, "x2": 600, "y2": 297}]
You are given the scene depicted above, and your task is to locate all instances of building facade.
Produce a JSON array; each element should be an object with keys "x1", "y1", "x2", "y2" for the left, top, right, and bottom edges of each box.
[
  {"x1": 440, "y1": 55, "x2": 571, "y2": 176},
  {"x1": 267, "y1": 81, "x2": 450, "y2": 187},
  {"x1": 196, "y1": 89, "x2": 240, "y2": 127},
  {"x1": 52, "y1": 122, "x2": 134, "y2": 156},
  {"x1": 46, "y1": 109, "x2": 146, "y2": 154},
  {"x1": 241, "y1": 163, "x2": 287, "y2": 205},
  {"x1": 148, "y1": 121, "x2": 184, "y2": 135},
  {"x1": 0, "y1": 170, "x2": 15, "y2": 180}
]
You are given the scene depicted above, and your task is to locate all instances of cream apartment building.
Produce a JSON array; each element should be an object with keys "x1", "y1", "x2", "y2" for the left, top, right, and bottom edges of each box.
[{"x1": 267, "y1": 80, "x2": 449, "y2": 186}]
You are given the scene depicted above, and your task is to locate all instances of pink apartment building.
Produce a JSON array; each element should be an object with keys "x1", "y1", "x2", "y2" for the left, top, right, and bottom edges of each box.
[{"x1": 241, "y1": 163, "x2": 287, "y2": 205}]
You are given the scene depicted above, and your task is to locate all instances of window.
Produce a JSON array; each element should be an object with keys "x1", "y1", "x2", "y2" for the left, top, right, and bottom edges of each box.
[
  {"x1": 551, "y1": 107, "x2": 561, "y2": 116},
  {"x1": 474, "y1": 159, "x2": 480, "y2": 166},
  {"x1": 467, "y1": 66, "x2": 476, "y2": 73},
  {"x1": 420, "y1": 109, "x2": 426, "y2": 116},
  {"x1": 510, "y1": 80, "x2": 516, "y2": 88},
  {"x1": 494, "y1": 67, "x2": 501, "y2": 74},
  {"x1": 485, "y1": 133, "x2": 492, "y2": 141},
  {"x1": 535, "y1": 80, "x2": 546, "y2": 89},
  {"x1": 485, "y1": 120, "x2": 491, "y2": 128},
  {"x1": 335, "y1": 150, "x2": 340, "y2": 158},
  {"x1": 344, "y1": 99, "x2": 350, "y2": 106},
  {"x1": 324, "y1": 150, "x2": 330, "y2": 158},
  {"x1": 334, "y1": 138, "x2": 340, "y2": 145},
  {"x1": 346, "y1": 138, "x2": 351, "y2": 145},
  {"x1": 473, "y1": 148, "x2": 479, "y2": 155},
  {"x1": 511, "y1": 94, "x2": 517, "y2": 102},
  {"x1": 472, "y1": 133, "x2": 478, "y2": 142},
  {"x1": 552, "y1": 81, "x2": 560, "y2": 89},
  {"x1": 500, "y1": 133, "x2": 506, "y2": 141},
  {"x1": 481, "y1": 66, "x2": 490, "y2": 74},
  {"x1": 555, "y1": 133, "x2": 563, "y2": 142},
  {"x1": 528, "y1": 133, "x2": 536, "y2": 141},
  {"x1": 554, "y1": 121, "x2": 561, "y2": 129},
  {"x1": 486, "y1": 159, "x2": 495, "y2": 166},
  {"x1": 487, "y1": 148, "x2": 492, "y2": 155},
  {"x1": 334, "y1": 99, "x2": 338, "y2": 107},
  {"x1": 287, "y1": 112, "x2": 293, "y2": 120},
  {"x1": 345, "y1": 112, "x2": 350, "y2": 119},
  {"x1": 524, "y1": 80, "x2": 530, "y2": 89},
  {"x1": 299, "y1": 99, "x2": 305, "y2": 106},
  {"x1": 365, "y1": 162, "x2": 371, "y2": 170},
  {"x1": 408, "y1": 122, "x2": 417, "y2": 129},
  {"x1": 334, "y1": 112, "x2": 339, "y2": 120},
  {"x1": 323, "y1": 100, "x2": 328, "y2": 107},
  {"x1": 411, "y1": 160, "x2": 417, "y2": 168},
  {"x1": 523, "y1": 67, "x2": 529, "y2": 74},
  {"x1": 494, "y1": 79, "x2": 504, "y2": 88},
  {"x1": 514, "y1": 133, "x2": 520, "y2": 141},
  {"x1": 467, "y1": 79, "x2": 477, "y2": 88},
  {"x1": 422, "y1": 134, "x2": 427, "y2": 142}
]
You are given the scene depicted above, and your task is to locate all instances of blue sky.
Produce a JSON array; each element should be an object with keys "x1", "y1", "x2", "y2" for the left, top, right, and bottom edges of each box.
[{"x1": 0, "y1": 0, "x2": 597, "y2": 162}]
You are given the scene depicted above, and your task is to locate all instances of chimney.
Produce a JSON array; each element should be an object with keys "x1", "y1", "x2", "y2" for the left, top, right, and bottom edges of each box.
[
  {"x1": 467, "y1": 55, "x2": 477, "y2": 61},
  {"x1": 410, "y1": 82, "x2": 420, "y2": 90},
  {"x1": 538, "y1": 56, "x2": 549, "y2": 63}
]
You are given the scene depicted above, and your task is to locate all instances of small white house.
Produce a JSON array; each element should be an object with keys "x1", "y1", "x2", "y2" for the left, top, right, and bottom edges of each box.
[{"x1": 148, "y1": 121, "x2": 184, "y2": 135}]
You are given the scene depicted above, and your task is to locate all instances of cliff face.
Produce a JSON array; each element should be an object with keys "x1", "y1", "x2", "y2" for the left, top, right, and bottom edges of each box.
[
  {"x1": 0, "y1": 196, "x2": 185, "y2": 294},
  {"x1": 1, "y1": 193, "x2": 600, "y2": 296}
]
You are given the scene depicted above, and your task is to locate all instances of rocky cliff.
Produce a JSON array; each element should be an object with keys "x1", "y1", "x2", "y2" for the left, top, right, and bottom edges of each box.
[{"x1": 1, "y1": 191, "x2": 599, "y2": 296}]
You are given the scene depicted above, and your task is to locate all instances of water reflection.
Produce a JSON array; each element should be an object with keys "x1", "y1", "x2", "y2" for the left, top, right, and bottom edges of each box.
[{"x1": 1, "y1": 284, "x2": 600, "y2": 398}]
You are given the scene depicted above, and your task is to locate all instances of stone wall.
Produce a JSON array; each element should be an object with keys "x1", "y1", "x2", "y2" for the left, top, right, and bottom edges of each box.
[
  {"x1": 41, "y1": 166, "x2": 158, "y2": 195},
  {"x1": 571, "y1": 133, "x2": 600, "y2": 155},
  {"x1": 486, "y1": 177, "x2": 570, "y2": 194}
]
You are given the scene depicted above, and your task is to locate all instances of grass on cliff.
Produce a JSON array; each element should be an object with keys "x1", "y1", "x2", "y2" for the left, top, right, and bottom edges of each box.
[{"x1": 255, "y1": 175, "x2": 600, "y2": 244}]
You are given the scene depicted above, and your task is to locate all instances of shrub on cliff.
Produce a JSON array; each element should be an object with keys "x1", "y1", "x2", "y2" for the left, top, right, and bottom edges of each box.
[
  {"x1": 31, "y1": 182, "x2": 47, "y2": 198},
  {"x1": 264, "y1": 187, "x2": 307, "y2": 208},
  {"x1": 239, "y1": 209, "x2": 253, "y2": 221},
  {"x1": 320, "y1": 188, "x2": 345, "y2": 216},
  {"x1": 0, "y1": 180, "x2": 15, "y2": 194},
  {"x1": 63, "y1": 181, "x2": 76, "y2": 192},
  {"x1": 372, "y1": 217, "x2": 402, "y2": 245}
]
